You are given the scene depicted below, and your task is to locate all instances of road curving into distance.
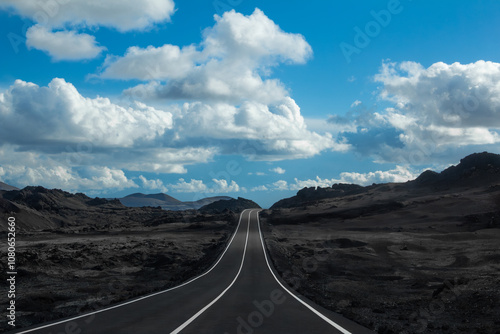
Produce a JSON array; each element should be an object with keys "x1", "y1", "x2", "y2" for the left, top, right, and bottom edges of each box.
[{"x1": 12, "y1": 209, "x2": 374, "y2": 334}]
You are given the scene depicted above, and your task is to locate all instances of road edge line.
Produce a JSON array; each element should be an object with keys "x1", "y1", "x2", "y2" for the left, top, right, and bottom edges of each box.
[
  {"x1": 256, "y1": 211, "x2": 352, "y2": 334},
  {"x1": 170, "y1": 209, "x2": 254, "y2": 334},
  {"x1": 13, "y1": 209, "x2": 251, "y2": 334}
]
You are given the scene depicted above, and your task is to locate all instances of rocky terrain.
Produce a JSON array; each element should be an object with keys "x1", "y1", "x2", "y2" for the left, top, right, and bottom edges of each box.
[
  {"x1": 2, "y1": 152, "x2": 500, "y2": 333},
  {"x1": 0, "y1": 186, "x2": 243, "y2": 332},
  {"x1": 260, "y1": 152, "x2": 500, "y2": 333}
]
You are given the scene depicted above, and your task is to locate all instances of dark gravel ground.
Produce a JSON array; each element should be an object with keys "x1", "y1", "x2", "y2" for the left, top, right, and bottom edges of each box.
[
  {"x1": 0, "y1": 214, "x2": 238, "y2": 333},
  {"x1": 260, "y1": 185, "x2": 500, "y2": 334}
]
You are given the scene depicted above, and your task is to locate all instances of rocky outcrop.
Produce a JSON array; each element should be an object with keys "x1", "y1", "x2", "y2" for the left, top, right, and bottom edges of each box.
[{"x1": 199, "y1": 197, "x2": 261, "y2": 213}]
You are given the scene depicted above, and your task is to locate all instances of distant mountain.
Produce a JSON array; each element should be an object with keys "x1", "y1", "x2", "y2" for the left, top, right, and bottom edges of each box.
[
  {"x1": 119, "y1": 193, "x2": 233, "y2": 211},
  {"x1": 0, "y1": 181, "x2": 19, "y2": 191},
  {"x1": 2, "y1": 186, "x2": 122, "y2": 211},
  {"x1": 412, "y1": 151, "x2": 500, "y2": 188},
  {"x1": 0, "y1": 186, "x2": 127, "y2": 230},
  {"x1": 271, "y1": 152, "x2": 500, "y2": 209},
  {"x1": 119, "y1": 193, "x2": 182, "y2": 208},
  {"x1": 271, "y1": 183, "x2": 366, "y2": 209},
  {"x1": 199, "y1": 197, "x2": 261, "y2": 213},
  {"x1": 184, "y1": 196, "x2": 234, "y2": 209}
]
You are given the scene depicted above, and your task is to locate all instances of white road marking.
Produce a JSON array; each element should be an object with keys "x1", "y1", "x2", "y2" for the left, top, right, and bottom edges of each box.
[
  {"x1": 15, "y1": 209, "x2": 252, "y2": 334},
  {"x1": 256, "y1": 211, "x2": 353, "y2": 334},
  {"x1": 170, "y1": 210, "x2": 253, "y2": 334}
]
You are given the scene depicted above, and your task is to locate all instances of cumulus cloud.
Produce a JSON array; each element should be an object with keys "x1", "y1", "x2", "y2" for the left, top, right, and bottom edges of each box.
[
  {"x1": 139, "y1": 175, "x2": 168, "y2": 193},
  {"x1": 272, "y1": 180, "x2": 289, "y2": 191},
  {"x1": 251, "y1": 185, "x2": 268, "y2": 191},
  {"x1": 0, "y1": 151, "x2": 138, "y2": 192},
  {"x1": 168, "y1": 179, "x2": 207, "y2": 193},
  {"x1": 1, "y1": 0, "x2": 175, "y2": 61},
  {"x1": 0, "y1": 79, "x2": 219, "y2": 194},
  {"x1": 26, "y1": 25, "x2": 105, "y2": 61},
  {"x1": 98, "y1": 9, "x2": 343, "y2": 160},
  {"x1": 104, "y1": 8, "x2": 311, "y2": 104},
  {"x1": 167, "y1": 178, "x2": 244, "y2": 194},
  {"x1": 0, "y1": 0, "x2": 175, "y2": 31},
  {"x1": 337, "y1": 165, "x2": 419, "y2": 185},
  {"x1": 212, "y1": 179, "x2": 243, "y2": 193},
  {"x1": 172, "y1": 99, "x2": 345, "y2": 160},
  {"x1": 251, "y1": 166, "x2": 419, "y2": 192},
  {"x1": 330, "y1": 60, "x2": 500, "y2": 164},
  {"x1": 0, "y1": 78, "x2": 173, "y2": 148},
  {"x1": 270, "y1": 167, "x2": 286, "y2": 174}
]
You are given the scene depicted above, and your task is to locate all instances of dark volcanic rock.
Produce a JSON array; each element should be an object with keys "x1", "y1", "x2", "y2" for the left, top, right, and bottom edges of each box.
[
  {"x1": 199, "y1": 197, "x2": 261, "y2": 213},
  {"x1": 0, "y1": 197, "x2": 20, "y2": 214},
  {"x1": 411, "y1": 152, "x2": 500, "y2": 188},
  {"x1": 2, "y1": 186, "x2": 91, "y2": 211},
  {"x1": 272, "y1": 152, "x2": 500, "y2": 209},
  {"x1": 271, "y1": 183, "x2": 366, "y2": 209},
  {"x1": 87, "y1": 197, "x2": 123, "y2": 207}
]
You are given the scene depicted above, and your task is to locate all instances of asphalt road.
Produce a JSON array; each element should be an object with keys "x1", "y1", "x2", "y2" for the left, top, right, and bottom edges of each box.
[{"x1": 13, "y1": 209, "x2": 374, "y2": 334}]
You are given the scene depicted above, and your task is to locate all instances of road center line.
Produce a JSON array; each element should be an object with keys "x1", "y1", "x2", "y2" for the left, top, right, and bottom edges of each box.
[
  {"x1": 256, "y1": 212, "x2": 352, "y2": 334},
  {"x1": 15, "y1": 209, "x2": 251, "y2": 334},
  {"x1": 170, "y1": 210, "x2": 254, "y2": 334}
]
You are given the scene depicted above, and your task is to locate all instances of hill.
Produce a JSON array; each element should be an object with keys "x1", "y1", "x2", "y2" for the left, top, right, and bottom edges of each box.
[
  {"x1": 271, "y1": 151, "x2": 500, "y2": 209},
  {"x1": 0, "y1": 181, "x2": 19, "y2": 191},
  {"x1": 0, "y1": 186, "x2": 130, "y2": 230},
  {"x1": 260, "y1": 152, "x2": 500, "y2": 333},
  {"x1": 119, "y1": 193, "x2": 233, "y2": 210},
  {"x1": 199, "y1": 197, "x2": 261, "y2": 213},
  {"x1": 412, "y1": 151, "x2": 500, "y2": 188}
]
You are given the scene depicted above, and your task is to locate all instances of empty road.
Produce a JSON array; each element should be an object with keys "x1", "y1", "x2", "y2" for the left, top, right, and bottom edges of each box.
[{"x1": 12, "y1": 209, "x2": 374, "y2": 334}]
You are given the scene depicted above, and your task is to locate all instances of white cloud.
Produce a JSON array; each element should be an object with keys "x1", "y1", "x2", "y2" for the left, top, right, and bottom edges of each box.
[
  {"x1": 272, "y1": 180, "x2": 289, "y2": 191},
  {"x1": 330, "y1": 60, "x2": 500, "y2": 164},
  {"x1": 168, "y1": 178, "x2": 207, "y2": 193},
  {"x1": 1, "y1": 0, "x2": 175, "y2": 61},
  {"x1": 337, "y1": 165, "x2": 419, "y2": 185},
  {"x1": 139, "y1": 175, "x2": 168, "y2": 193},
  {"x1": 0, "y1": 161, "x2": 138, "y2": 192},
  {"x1": 270, "y1": 167, "x2": 286, "y2": 174},
  {"x1": 0, "y1": 78, "x2": 173, "y2": 148},
  {"x1": 174, "y1": 99, "x2": 347, "y2": 160},
  {"x1": 251, "y1": 185, "x2": 268, "y2": 192},
  {"x1": 101, "y1": 45, "x2": 198, "y2": 80},
  {"x1": 288, "y1": 176, "x2": 337, "y2": 190},
  {"x1": 256, "y1": 166, "x2": 419, "y2": 192},
  {"x1": 97, "y1": 9, "x2": 343, "y2": 161},
  {"x1": 212, "y1": 179, "x2": 244, "y2": 193},
  {"x1": 0, "y1": 0, "x2": 176, "y2": 32},
  {"x1": 167, "y1": 178, "x2": 244, "y2": 194},
  {"x1": 0, "y1": 79, "x2": 218, "y2": 194},
  {"x1": 350, "y1": 100, "x2": 362, "y2": 108},
  {"x1": 375, "y1": 61, "x2": 500, "y2": 148},
  {"x1": 26, "y1": 25, "x2": 105, "y2": 61},
  {"x1": 104, "y1": 8, "x2": 312, "y2": 104}
]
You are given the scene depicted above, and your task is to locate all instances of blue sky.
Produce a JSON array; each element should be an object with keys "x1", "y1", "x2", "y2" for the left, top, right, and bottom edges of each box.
[{"x1": 1, "y1": 0, "x2": 500, "y2": 208}]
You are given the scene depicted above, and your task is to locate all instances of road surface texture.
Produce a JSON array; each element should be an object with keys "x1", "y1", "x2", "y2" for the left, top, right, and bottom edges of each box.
[{"x1": 12, "y1": 209, "x2": 374, "y2": 334}]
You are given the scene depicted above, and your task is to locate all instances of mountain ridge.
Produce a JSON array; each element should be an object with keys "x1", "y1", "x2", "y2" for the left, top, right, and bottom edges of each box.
[
  {"x1": 119, "y1": 193, "x2": 233, "y2": 210},
  {"x1": 271, "y1": 151, "x2": 500, "y2": 209},
  {"x1": 0, "y1": 181, "x2": 19, "y2": 191}
]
